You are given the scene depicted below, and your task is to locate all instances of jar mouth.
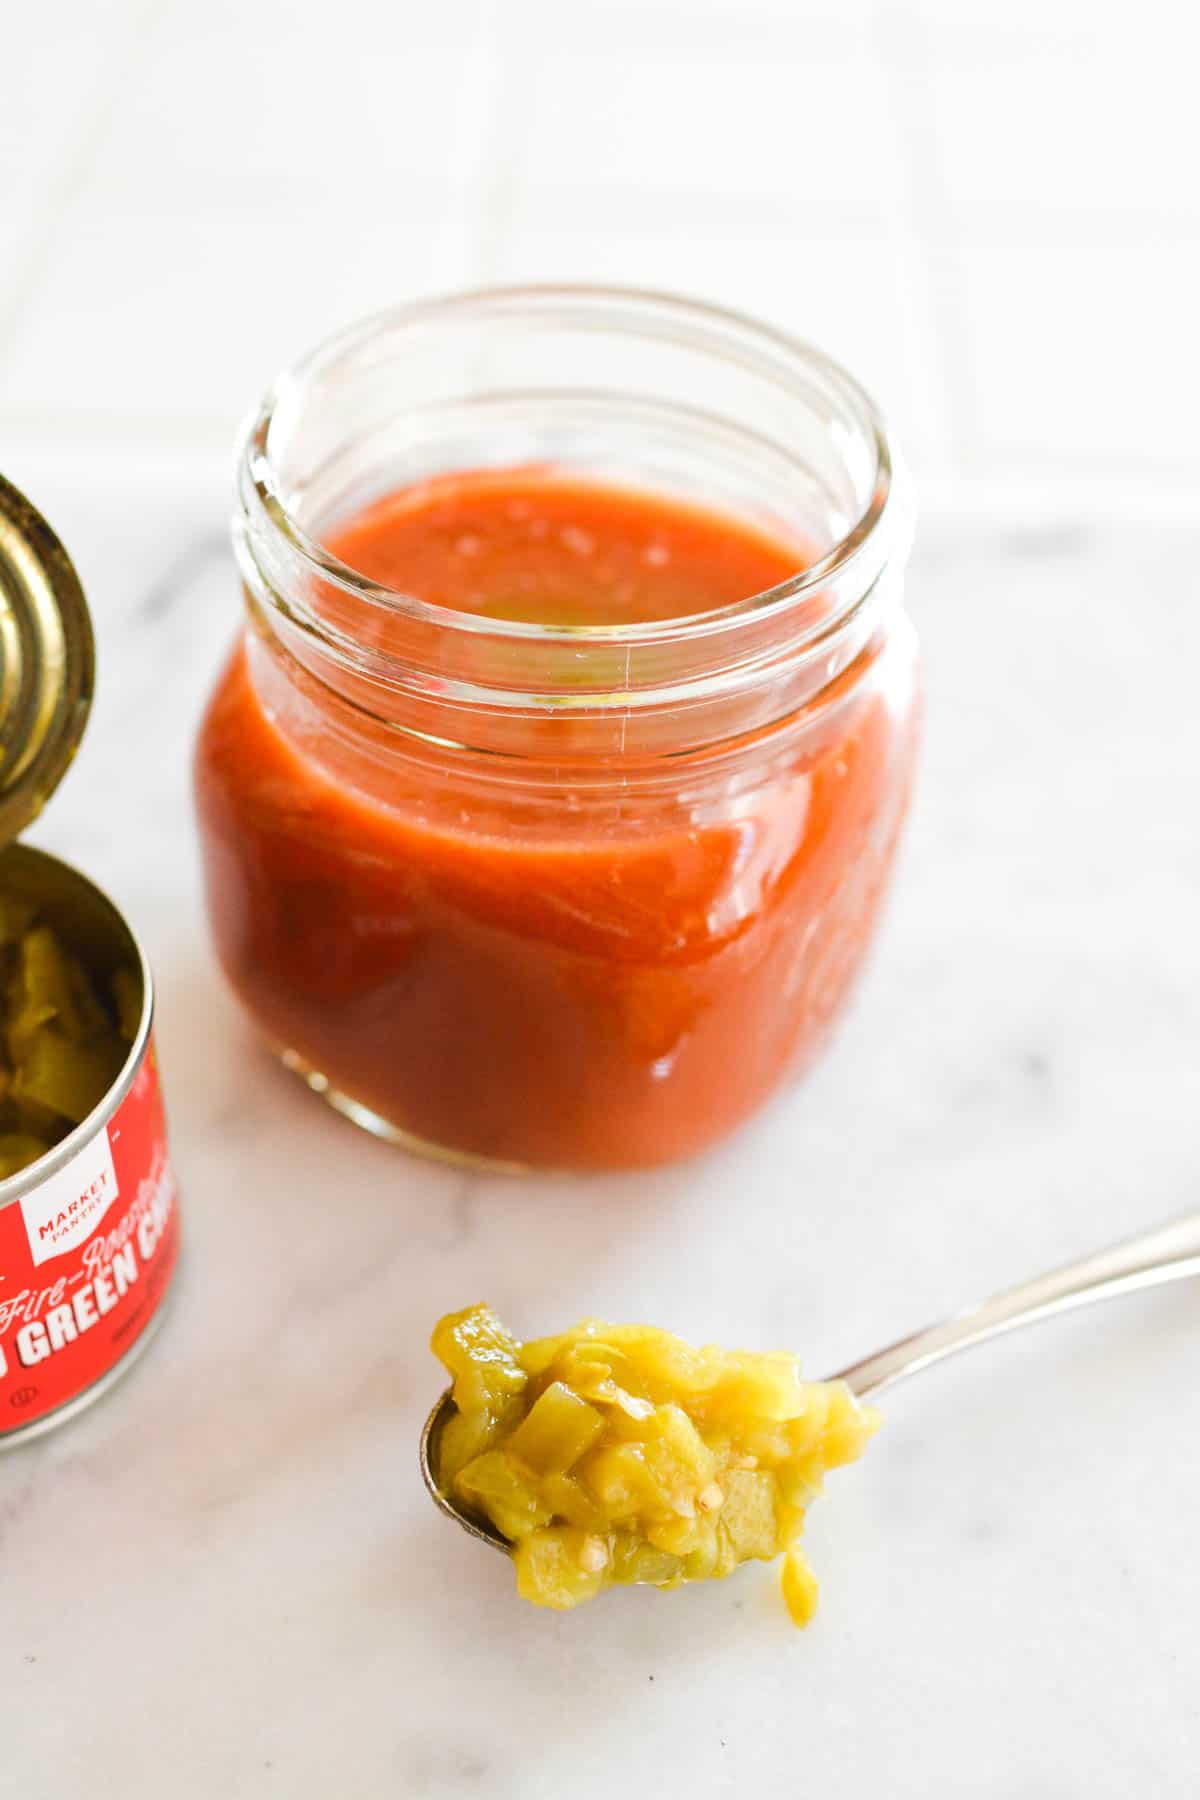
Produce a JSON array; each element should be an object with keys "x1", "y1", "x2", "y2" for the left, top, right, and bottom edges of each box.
[{"x1": 238, "y1": 284, "x2": 902, "y2": 653}]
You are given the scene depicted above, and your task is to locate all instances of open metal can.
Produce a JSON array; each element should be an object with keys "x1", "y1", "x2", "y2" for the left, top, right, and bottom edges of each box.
[{"x1": 0, "y1": 477, "x2": 179, "y2": 1445}]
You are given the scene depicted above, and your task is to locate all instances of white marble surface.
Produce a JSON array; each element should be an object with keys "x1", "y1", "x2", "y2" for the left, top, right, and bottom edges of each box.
[{"x1": 1, "y1": 447, "x2": 1197, "y2": 1795}]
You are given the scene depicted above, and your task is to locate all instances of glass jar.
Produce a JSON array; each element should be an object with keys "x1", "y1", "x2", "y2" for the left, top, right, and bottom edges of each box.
[{"x1": 194, "y1": 287, "x2": 918, "y2": 1172}]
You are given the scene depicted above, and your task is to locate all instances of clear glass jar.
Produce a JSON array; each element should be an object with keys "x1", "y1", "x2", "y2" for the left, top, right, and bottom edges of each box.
[{"x1": 194, "y1": 287, "x2": 918, "y2": 1171}]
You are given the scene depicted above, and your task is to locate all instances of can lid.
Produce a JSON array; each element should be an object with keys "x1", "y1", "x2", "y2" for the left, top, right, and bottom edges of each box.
[{"x1": 0, "y1": 476, "x2": 94, "y2": 845}]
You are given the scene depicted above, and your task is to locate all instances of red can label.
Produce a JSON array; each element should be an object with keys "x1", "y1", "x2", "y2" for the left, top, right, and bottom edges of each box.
[{"x1": 0, "y1": 1039, "x2": 178, "y2": 1436}]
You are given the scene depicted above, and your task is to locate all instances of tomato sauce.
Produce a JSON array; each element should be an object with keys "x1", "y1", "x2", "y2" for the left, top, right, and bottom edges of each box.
[
  {"x1": 194, "y1": 470, "x2": 916, "y2": 1169},
  {"x1": 321, "y1": 468, "x2": 801, "y2": 627}
]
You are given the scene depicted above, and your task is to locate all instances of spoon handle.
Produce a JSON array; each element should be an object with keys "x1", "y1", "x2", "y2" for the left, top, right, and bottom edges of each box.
[{"x1": 836, "y1": 1210, "x2": 1200, "y2": 1399}]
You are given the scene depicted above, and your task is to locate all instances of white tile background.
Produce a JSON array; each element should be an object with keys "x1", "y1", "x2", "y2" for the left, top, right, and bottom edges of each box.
[{"x1": 2, "y1": 0, "x2": 1197, "y2": 514}]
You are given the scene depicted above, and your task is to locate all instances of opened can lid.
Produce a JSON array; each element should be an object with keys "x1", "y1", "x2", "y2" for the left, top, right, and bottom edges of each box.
[{"x1": 0, "y1": 475, "x2": 94, "y2": 846}]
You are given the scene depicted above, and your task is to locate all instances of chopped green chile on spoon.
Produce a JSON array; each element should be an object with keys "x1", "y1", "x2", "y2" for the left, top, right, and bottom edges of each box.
[
  {"x1": 430, "y1": 1305, "x2": 878, "y2": 1624},
  {"x1": 0, "y1": 893, "x2": 140, "y2": 1179}
]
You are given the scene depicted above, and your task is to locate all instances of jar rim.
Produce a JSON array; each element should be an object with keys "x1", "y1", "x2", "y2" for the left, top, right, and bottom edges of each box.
[{"x1": 238, "y1": 283, "x2": 903, "y2": 653}]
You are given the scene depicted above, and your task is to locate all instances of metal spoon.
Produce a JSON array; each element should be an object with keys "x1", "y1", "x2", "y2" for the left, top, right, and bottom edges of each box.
[{"x1": 420, "y1": 1208, "x2": 1200, "y2": 1554}]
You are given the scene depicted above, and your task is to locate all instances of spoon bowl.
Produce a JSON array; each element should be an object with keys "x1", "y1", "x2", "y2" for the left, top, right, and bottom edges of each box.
[{"x1": 420, "y1": 1387, "x2": 510, "y2": 1553}]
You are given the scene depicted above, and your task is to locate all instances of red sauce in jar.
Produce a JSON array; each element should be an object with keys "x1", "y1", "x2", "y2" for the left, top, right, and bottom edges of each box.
[
  {"x1": 195, "y1": 470, "x2": 915, "y2": 1169},
  {"x1": 322, "y1": 468, "x2": 800, "y2": 627}
]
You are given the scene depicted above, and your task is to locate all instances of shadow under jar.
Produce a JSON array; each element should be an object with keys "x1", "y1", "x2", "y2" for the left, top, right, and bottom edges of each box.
[{"x1": 194, "y1": 287, "x2": 919, "y2": 1172}]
